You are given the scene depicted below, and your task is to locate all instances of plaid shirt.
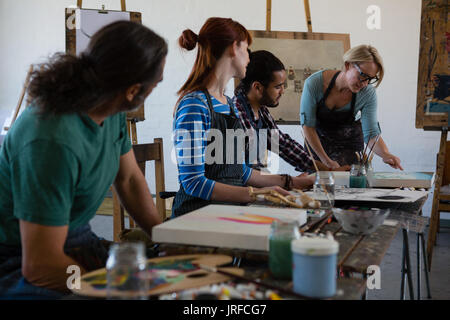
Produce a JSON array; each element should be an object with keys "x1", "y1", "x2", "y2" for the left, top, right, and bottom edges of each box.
[{"x1": 233, "y1": 86, "x2": 313, "y2": 172}]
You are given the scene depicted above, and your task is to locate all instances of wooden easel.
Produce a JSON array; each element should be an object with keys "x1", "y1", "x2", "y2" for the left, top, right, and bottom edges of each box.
[
  {"x1": 72, "y1": 0, "x2": 144, "y2": 232},
  {"x1": 265, "y1": 0, "x2": 312, "y2": 32},
  {"x1": 3, "y1": 65, "x2": 34, "y2": 132},
  {"x1": 415, "y1": 0, "x2": 449, "y2": 268},
  {"x1": 427, "y1": 128, "x2": 448, "y2": 269}
]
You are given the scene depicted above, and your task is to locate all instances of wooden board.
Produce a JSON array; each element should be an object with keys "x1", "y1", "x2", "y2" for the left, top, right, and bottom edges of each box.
[
  {"x1": 65, "y1": 7, "x2": 145, "y2": 122},
  {"x1": 319, "y1": 220, "x2": 399, "y2": 274},
  {"x1": 367, "y1": 172, "x2": 434, "y2": 189},
  {"x1": 247, "y1": 30, "x2": 350, "y2": 124},
  {"x1": 152, "y1": 204, "x2": 308, "y2": 251},
  {"x1": 305, "y1": 188, "x2": 429, "y2": 203},
  {"x1": 415, "y1": 0, "x2": 449, "y2": 129},
  {"x1": 72, "y1": 254, "x2": 243, "y2": 298}
]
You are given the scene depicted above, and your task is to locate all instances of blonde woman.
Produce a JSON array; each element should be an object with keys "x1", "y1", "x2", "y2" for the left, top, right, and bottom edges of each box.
[{"x1": 300, "y1": 44, "x2": 402, "y2": 170}]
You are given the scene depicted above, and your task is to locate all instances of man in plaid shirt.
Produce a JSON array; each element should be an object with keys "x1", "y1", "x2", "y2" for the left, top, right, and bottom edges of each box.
[{"x1": 233, "y1": 50, "x2": 326, "y2": 173}]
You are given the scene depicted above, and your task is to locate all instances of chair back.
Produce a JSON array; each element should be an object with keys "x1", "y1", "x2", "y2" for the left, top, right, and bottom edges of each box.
[{"x1": 113, "y1": 138, "x2": 166, "y2": 241}]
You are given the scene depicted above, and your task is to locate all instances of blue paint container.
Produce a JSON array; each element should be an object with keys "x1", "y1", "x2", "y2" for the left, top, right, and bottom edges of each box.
[{"x1": 291, "y1": 237, "x2": 339, "y2": 298}]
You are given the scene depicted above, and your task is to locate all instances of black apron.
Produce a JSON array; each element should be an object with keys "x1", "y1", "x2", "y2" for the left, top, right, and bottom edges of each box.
[
  {"x1": 311, "y1": 71, "x2": 364, "y2": 166},
  {"x1": 171, "y1": 91, "x2": 245, "y2": 218}
]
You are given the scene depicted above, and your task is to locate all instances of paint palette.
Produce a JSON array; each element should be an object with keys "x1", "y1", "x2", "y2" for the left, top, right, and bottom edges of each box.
[{"x1": 71, "y1": 254, "x2": 243, "y2": 298}]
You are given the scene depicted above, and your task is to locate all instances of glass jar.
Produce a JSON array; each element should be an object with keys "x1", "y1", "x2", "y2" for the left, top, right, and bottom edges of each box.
[
  {"x1": 106, "y1": 242, "x2": 149, "y2": 300},
  {"x1": 269, "y1": 219, "x2": 300, "y2": 280},
  {"x1": 365, "y1": 161, "x2": 374, "y2": 187},
  {"x1": 313, "y1": 171, "x2": 335, "y2": 209},
  {"x1": 350, "y1": 164, "x2": 368, "y2": 188}
]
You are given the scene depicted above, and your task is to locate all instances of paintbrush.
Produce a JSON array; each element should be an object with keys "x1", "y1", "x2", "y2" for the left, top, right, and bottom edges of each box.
[
  {"x1": 355, "y1": 152, "x2": 361, "y2": 164},
  {"x1": 361, "y1": 140, "x2": 370, "y2": 166},
  {"x1": 299, "y1": 127, "x2": 333, "y2": 207},
  {"x1": 313, "y1": 211, "x2": 334, "y2": 234},
  {"x1": 364, "y1": 135, "x2": 381, "y2": 168},
  {"x1": 194, "y1": 264, "x2": 316, "y2": 300}
]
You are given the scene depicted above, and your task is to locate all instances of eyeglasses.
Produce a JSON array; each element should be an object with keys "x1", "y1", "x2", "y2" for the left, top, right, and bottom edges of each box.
[{"x1": 353, "y1": 63, "x2": 379, "y2": 85}]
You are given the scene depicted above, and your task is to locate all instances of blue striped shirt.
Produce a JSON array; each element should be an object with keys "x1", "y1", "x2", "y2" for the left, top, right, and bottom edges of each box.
[{"x1": 173, "y1": 91, "x2": 253, "y2": 200}]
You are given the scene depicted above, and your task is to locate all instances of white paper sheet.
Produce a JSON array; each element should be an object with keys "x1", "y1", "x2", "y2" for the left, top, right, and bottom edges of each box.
[{"x1": 76, "y1": 9, "x2": 130, "y2": 55}]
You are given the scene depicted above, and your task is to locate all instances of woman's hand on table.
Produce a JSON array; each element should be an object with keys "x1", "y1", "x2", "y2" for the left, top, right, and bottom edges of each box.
[
  {"x1": 332, "y1": 165, "x2": 351, "y2": 171},
  {"x1": 382, "y1": 153, "x2": 403, "y2": 170},
  {"x1": 313, "y1": 161, "x2": 350, "y2": 172},
  {"x1": 324, "y1": 159, "x2": 340, "y2": 170},
  {"x1": 315, "y1": 160, "x2": 330, "y2": 171}
]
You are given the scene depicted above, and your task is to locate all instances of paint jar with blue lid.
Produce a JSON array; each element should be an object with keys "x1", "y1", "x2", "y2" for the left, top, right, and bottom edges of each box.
[{"x1": 291, "y1": 236, "x2": 339, "y2": 298}]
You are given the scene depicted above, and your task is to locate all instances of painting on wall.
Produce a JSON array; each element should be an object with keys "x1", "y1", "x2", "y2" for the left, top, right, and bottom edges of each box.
[{"x1": 246, "y1": 31, "x2": 351, "y2": 124}]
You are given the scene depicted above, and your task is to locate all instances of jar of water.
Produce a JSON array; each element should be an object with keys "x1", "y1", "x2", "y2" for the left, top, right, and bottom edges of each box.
[
  {"x1": 350, "y1": 164, "x2": 368, "y2": 188},
  {"x1": 106, "y1": 242, "x2": 149, "y2": 300},
  {"x1": 313, "y1": 171, "x2": 335, "y2": 209}
]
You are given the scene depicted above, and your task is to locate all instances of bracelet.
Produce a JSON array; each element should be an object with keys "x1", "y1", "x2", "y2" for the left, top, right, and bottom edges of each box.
[
  {"x1": 281, "y1": 174, "x2": 292, "y2": 191},
  {"x1": 248, "y1": 186, "x2": 256, "y2": 202}
]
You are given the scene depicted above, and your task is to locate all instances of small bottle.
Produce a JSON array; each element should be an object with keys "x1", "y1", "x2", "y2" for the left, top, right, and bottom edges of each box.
[
  {"x1": 106, "y1": 242, "x2": 149, "y2": 300},
  {"x1": 313, "y1": 171, "x2": 335, "y2": 209},
  {"x1": 349, "y1": 164, "x2": 367, "y2": 188},
  {"x1": 269, "y1": 219, "x2": 300, "y2": 280}
]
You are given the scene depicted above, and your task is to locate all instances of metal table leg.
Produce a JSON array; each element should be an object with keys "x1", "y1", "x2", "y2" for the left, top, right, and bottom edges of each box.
[
  {"x1": 420, "y1": 233, "x2": 432, "y2": 299},
  {"x1": 362, "y1": 273, "x2": 368, "y2": 300},
  {"x1": 400, "y1": 230, "x2": 406, "y2": 300},
  {"x1": 417, "y1": 233, "x2": 421, "y2": 300},
  {"x1": 403, "y1": 228, "x2": 415, "y2": 300}
]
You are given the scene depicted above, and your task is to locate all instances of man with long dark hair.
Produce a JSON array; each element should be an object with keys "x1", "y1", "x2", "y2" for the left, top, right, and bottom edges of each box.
[{"x1": 0, "y1": 21, "x2": 167, "y2": 298}]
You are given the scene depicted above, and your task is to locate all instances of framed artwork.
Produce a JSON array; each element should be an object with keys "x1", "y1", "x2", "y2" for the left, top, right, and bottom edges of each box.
[{"x1": 247, "y1": 30, "x2": 351, "y2": 124}]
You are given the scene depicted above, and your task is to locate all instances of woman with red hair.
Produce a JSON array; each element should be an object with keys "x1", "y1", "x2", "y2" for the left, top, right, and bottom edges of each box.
[{"x1": 172, "y1": 17, "x2": 314, "y2": 217}]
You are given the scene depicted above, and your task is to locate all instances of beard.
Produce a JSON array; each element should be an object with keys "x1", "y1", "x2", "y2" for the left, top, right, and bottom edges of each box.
[
  {"x1": 260, "y1": 91, "x2": 280, "y2": 108},
  {"x1": 120, "y1": 95, "x2": 146, "y2": 113}
]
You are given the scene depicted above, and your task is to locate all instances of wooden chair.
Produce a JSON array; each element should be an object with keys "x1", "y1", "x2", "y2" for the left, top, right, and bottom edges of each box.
[
  {"x1": 112, "y1": 138, "x2": 167, "y2": 242},
  {"x1": 434, "y1": 141, "x2": 450, "y2": 230},
  {"x1": 427, "y1": 139, "x2": 450, "y2": 267}
]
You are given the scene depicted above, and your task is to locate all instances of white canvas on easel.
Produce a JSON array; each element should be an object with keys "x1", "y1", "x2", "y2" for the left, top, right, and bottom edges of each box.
[
  {"x1": 152, "y1": 204, "x2": 308, "y2": 252},
  {"x1": 75, "y1": 9, "x2": 130, "y2": 55}
]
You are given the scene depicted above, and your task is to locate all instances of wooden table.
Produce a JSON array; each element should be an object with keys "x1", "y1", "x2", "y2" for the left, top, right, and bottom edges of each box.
[{"x1": 155, "y1": 194, "x2": 430, "y2": 300}]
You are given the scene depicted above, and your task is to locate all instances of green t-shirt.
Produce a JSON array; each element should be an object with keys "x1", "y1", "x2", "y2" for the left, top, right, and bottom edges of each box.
[{"x1": 0, "y1": 106, "x2": 132, "y2": 246}]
